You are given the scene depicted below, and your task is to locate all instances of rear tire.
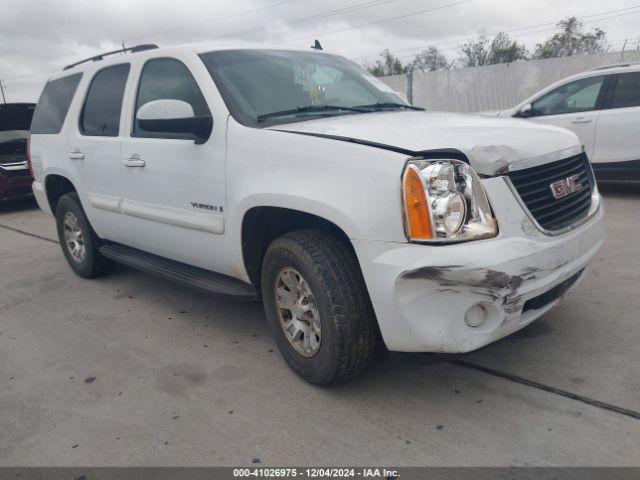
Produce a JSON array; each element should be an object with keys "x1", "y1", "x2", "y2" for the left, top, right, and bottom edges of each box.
[
  {"x1": 261, "y1": 229, "x2": 379, "y2": 385},
  {"x1": 55, "y1": 192, "x2": 112, "y2": 278}
]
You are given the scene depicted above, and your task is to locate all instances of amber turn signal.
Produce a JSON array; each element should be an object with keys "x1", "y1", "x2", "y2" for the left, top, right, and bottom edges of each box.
[{"x1": 403, "y1": 166, "x2": 434, "y2": 240}]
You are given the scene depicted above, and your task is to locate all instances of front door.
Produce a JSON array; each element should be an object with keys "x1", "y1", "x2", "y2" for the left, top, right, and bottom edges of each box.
[
  {"x1": 119, "y1": 56, "x2": 227, "y2": 272},
  {"x1": 526, "y1": 75, "x2": 606, "y2": 160}
]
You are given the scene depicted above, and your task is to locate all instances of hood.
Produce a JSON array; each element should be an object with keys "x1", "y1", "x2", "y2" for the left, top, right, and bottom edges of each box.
[
  {"x1": 270, "y1": 111, "x2": 580, "y2": 176},
  {"x1": 474, "y1": 110, "x2": 502, "y2": 117}
]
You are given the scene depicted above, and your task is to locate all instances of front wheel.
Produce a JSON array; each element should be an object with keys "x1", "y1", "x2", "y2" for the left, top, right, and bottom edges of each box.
[{"x1": 261, "y1": 229, "x2": 379, "y2": 385}]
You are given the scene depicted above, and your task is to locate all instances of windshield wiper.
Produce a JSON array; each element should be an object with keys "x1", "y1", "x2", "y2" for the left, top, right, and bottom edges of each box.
[
  {"x1": 256, "y1": 105, "x2": 370, "y2": 122},
  {"x1": 354, "y1": 102, "x2": 424, "y2": 111}
]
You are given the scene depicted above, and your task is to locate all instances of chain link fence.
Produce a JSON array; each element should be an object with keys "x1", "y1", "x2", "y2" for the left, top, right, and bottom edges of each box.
[{"x1": 380, "y1": 50, "x2": 640, "y2": 113}]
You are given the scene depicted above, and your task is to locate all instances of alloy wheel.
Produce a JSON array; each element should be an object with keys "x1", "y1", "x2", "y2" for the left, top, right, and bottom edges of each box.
[
  {"x1": 63, "y1": 211, "x2": 86, "y2": 263},
  {"x1": 274, "y1": 267, "x2": 321, "y2": 357}
]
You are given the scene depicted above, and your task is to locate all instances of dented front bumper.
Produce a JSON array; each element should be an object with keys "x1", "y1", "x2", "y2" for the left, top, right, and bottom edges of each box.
[{"x1": 354, "y1": 176, "x2": 604, "y2": 353}]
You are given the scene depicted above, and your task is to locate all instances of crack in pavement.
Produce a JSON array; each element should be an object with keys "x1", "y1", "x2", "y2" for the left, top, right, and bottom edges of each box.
[
  {"x1": 453, "y1": 360, "x2": 640, "y2": 421},
  {"x1": 0, "y1": 223, "x2": 58, "y2": 244}
]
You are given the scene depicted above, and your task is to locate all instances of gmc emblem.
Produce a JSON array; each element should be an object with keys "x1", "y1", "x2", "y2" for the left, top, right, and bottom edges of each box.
[{"x1": 550, "y1": 174, "x2": 583, "y2": 199}]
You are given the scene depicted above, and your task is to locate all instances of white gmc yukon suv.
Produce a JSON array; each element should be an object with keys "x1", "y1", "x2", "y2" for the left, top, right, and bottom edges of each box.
[{"x1": 29, "y1": 44, "x2": 604, "y2": 384}]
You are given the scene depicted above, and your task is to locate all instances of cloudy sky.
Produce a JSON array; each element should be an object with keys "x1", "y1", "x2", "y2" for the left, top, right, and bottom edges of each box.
[{"x1": 1, "y1": 0, "x2": 639, "y2": 102}]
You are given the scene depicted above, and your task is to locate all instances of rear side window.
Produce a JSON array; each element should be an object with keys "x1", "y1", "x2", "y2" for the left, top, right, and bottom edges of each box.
[
  {"x1": 133, "y1": 58, "x2": 210, "y2": 136},
  {"x1": 610, "y1": 72, "x2": 640, "y2": 109},
  {"x1": 80, "y1": 64, "x2": 130, "y2": 137},
  {"x1": 31, "y1": 73, "x2": 82, "y2": 134}
]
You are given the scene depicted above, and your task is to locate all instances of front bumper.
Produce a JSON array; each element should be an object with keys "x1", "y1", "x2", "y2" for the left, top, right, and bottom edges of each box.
[{"x1": 354, "y1": 176, "x2": 604, "y2": 353}]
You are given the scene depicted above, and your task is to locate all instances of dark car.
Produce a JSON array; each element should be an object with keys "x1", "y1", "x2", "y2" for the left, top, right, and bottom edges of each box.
[{"x1": 0, "y1": 103, "x2": 36, "y2": 202}]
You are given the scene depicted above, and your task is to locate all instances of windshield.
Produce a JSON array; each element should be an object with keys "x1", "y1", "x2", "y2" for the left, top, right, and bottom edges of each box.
[{"x1": 200, "y1": 49, "x2": 410, "y2": 127}]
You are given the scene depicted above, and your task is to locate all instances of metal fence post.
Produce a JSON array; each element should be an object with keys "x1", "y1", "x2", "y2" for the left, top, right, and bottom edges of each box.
[{"x1": 407, "y1": 68, "x2": 414, "y2": 105}]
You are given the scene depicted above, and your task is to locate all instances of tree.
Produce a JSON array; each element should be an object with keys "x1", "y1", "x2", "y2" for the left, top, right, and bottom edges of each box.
[
  {"x1": 459, "y1": 33, "x2": 491, "y2": 67},
  {"x1": 410, "y1": 46, "x2": 449, "y2": 72},
  {"x1": 459, "y1": 32, "x2": 528, "y2": 67},
  {"x1": 366, "y1": 49, "x2": 407, "y2": 77},
  {"x1": 534, "y1": 17, "x2": 607, "y2": 59},
  {"x1": 489, "y1": 32, "x2": 529, "y2": 64}
]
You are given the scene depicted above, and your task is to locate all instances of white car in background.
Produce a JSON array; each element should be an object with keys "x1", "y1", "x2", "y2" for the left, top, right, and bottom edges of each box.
[{"x1": 496, "y1": 63, "x2": 640, "y2": 180}]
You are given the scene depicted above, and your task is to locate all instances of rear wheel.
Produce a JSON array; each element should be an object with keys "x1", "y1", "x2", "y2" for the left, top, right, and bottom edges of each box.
[
  {"x1": 261, "y1": 229, "x2": 379, "y2": 385},
  {"x1": 55, "y1": 192, "x2": 112, "y2": 278}
]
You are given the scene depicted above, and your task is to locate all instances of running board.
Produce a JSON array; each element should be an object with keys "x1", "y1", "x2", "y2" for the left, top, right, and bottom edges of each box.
[{"x1": 99, "y1": 243, "x2": 259, "y2": 299}]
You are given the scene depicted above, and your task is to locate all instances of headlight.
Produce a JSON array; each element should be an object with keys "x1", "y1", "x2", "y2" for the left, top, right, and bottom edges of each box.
[{"x1": 402, "y1": 159, "x2": 497, "y2": 243}]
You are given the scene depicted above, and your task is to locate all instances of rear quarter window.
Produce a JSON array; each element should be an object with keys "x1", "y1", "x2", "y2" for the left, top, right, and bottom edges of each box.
[{"x1": 31, "y1": 73, "x2": 82, "y2": 134}]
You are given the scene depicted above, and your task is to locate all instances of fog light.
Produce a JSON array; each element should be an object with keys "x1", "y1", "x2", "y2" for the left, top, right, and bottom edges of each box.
[{"x1": 465, "y1": 303, "x2": 487, "y2": 327}]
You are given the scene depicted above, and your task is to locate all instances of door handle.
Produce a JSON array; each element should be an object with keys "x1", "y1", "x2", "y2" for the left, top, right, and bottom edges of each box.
[
  {"x1": 123, "y1": 154, "x2": 145, "y2": 167},
  {"x1": 571, "y1": 118, "x2": 593, "y2": 124},
  {"x1": 69, "y1": 150, "x2": 85, "y2": 160}
]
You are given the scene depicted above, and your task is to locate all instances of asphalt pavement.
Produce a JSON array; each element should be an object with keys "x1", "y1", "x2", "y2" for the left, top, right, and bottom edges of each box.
[{"x1": 0, "y1": 182, "x2": 638, "y2": 466}]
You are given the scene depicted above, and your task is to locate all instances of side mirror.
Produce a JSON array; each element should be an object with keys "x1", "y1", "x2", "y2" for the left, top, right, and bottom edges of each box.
[
  {"x1": 136, "y1": 99, "x2": 212, "y2": 144},
  {"x1": 514, "y1": 103, "x2": 534, "y2": 118}
]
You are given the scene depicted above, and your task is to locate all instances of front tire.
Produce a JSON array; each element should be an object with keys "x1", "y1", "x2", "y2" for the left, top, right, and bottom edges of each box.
[
  {"x1": 55, "y1": 192, "x2": 112, "y2": 278},
  {"x1": 261, "y1": 229, "x2": 379, "y2": 385}
]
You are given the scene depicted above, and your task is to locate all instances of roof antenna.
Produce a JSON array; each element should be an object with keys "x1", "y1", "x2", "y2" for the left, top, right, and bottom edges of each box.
[{"x1": 311, "y1": 40, "x2": 323, "y2": 51}]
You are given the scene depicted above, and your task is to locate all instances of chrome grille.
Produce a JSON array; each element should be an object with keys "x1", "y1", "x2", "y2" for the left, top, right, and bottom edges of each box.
[{"x1": 508, "y1": 153, "x2": 595, "y2": 232}]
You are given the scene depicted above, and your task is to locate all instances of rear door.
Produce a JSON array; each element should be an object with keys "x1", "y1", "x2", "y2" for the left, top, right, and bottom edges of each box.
[
  {"x1": 66, "y1": 63, "x2": 131, "y2": 241},
  {"x1": 591, "y1": 71, "x2": 640, "y2": 167},
  {"x1": 525, "y1": 75, "x2": 607, "y2": 159}
]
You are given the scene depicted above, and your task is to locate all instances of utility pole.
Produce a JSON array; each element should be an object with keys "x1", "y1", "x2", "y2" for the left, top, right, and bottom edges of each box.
[
  {"x1": 0, "y1": 80, "x2": 6, "y2": 104},
  {"x1": 620, "y1": 39, "x2": 628, "y2": 61}
]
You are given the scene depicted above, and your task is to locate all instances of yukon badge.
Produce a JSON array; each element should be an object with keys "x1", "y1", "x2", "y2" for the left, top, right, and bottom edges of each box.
[
  {"x1": 550, "y1": 174, "x2": 583, "y2": 199},
  {"x1": 190, "y1": 202, "x2": 223, "y2": 212}
]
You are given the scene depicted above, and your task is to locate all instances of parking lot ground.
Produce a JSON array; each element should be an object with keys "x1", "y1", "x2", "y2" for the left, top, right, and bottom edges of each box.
[{"x1": 0, "y1": 184, "x2": 639, "y2": 466}]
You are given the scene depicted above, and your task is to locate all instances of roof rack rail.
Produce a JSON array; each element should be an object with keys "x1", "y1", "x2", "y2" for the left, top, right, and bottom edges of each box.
[
  {"x1": 63, "y1": 44, "x2": 159, "y2": 71},
  {"x1": 592, "y1": 63, "x2": 636, "y2": 71}
]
